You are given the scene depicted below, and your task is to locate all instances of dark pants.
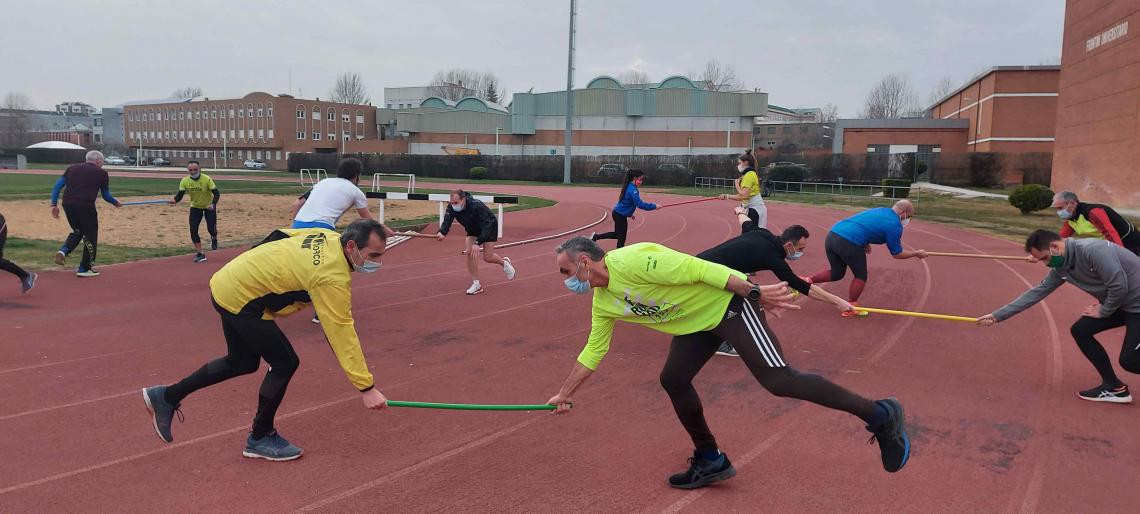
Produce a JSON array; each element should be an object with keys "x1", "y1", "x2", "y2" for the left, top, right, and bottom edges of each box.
[
  {"x1": 659, "y1": 296, "x2": 877, "y2": 452},
  {"x1": 0, "y1": 214, "x2": 30, "y2": 281},
  {"x1": 1122, "y1": 231, "x2": 1140, "y2": 256},
  {"x1": 189, "y1": 207, "x2": 218, "y2": 245},
  {"x1": 593, "y1": 211, "x2": 629, "y2": 248},
  {"x1": 809, "y1": 231, "x2": 870, "y2": 302},
  {"x1": 165, "y1": 300, "x2": 301, "y2": 439},
  {"x1": 61, "y1": 204, "x2": 98, "y2": 270},
  {"x1": 1070, "y1": 311, "x2": 1140, "y2": 386}
]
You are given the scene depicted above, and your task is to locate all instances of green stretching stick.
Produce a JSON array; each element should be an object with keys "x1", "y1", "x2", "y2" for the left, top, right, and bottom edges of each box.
[{"x1": 387, "y1": 401, "x2": 569, "y2": 411}]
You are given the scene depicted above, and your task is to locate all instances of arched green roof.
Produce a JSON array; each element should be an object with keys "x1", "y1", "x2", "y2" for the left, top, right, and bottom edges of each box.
[
  {"x1": 657, "y1": 75, "x2": 698, "y2": 89},
  {"x1": 455, "y1": 97, "x2": 507, "y2": 113},
  {"x1": 586, "y1": 76, "x2": 624, "y2": 89},
  {"x1": 419, "y1": 97, "x2": 453, "y2": 108}
]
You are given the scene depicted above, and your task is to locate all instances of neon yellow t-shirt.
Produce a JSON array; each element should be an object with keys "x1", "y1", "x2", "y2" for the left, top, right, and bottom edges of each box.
[
  {"x1": 739, "y1": 171, "x2": 760, "y2": 199},
  {"x1": 179, "y1": 174, "x2": 218, "y2": 209},
  {"x1": 577, "y1": 242, "x2": 746, "y2": 370}
]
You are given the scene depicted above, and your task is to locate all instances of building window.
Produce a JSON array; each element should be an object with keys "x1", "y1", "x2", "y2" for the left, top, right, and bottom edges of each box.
[
  {"x1": 268, "y1": 129, "x2": 274, "y2": 139},
  {"x1": 356, "y1": 110, "x2": 364, "y2": 123},
  {"x1": 212, "y1": 130, "x2": 217, "y2": 139},
  {"x1": 193, "y1": 112, "x2": 199, "y2": 120},
  {"x1": 327, "y1": 108, "x2": 335, "y2": 121},
  {"x1": 343, "y1": 131, "x2": 349, "y2": 141},
  {"x1": 296, "y1": 106, "x2": 304, "y2": 118},
  {"x1": 267, "y1": 104, "x2": 273, "y2": 117},
  {"x1": 258, "y1": 129, "x2": 264, "y2": 138},
  {"x1": 312, "y1": 107, "x2": 320, "y2": 120},
  {"x1": 342, "y1": 113, "x2": 350, "y2": 123},
  {"x1": 313, "y1": 131, "x2": 321, "y2": 140},
  {"x1": 297, "y1": 131, "x2": 305, "y2": 140},
  {"x1": 239, "y1": 109, "x2": 244, "y2": 118},
  {"x1": 328, "y1": 133, "x2": 336, "y2": 141},
  {"x1": 256, "y1": 151, "x2": 262, "y2": 159},
  {"x1": 210, "y1": 111, "x2": 216, "y2": 119},
  {"x1": 767, "y1": 126, "x2": 776, "y2": 134},
  {"x1": 387, "y1": 104, "x2": 392, "y2": 108},
  {"x1": 257, "y1": 108, "x2": 263, "y2": 117},
  {"x1": 229, "y1": 129, "x2": 235, "y2": 138},
  {"x1": 275, "y1": 151, "x2": 281, "y2": 161},
  {"x1": 239, "y1": 129, "x2": 245, "y2": 138},
  {"x1": 783, "y1": 126, "x2": 792, "y2": 134}
]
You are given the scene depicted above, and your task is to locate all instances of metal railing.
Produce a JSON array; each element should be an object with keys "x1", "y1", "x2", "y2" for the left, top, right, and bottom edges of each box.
[
  {"x1": 768, "y1": 180, "x2": 917, "y2": 202},
  {"x1": 693, "y1": 176, "x2": 736, "y2": 190}
]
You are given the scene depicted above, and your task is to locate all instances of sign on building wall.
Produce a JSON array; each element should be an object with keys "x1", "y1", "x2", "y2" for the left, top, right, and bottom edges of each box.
[{"x1": 1086, "y1": 20, "x2": 1129, "y2": 52}]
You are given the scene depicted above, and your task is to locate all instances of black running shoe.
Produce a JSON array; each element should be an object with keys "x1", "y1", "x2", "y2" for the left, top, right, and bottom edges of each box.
[
  {"x1": 667, "y1": 451, "x2": 736, "y2": 489},
  {"x1": 867, "y1": 397, "x2": 910, "y2": 473},
  {"x1": 1078, "y1": 384, "x2": 1132, "y2": 404},
  {"x1": 211, "y1": 239, "x2": 218, "y2": 251}
]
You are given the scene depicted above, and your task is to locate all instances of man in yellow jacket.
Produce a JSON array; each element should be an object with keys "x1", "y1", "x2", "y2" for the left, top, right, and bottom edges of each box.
[
  {"x1": 142, "y1": 219, "x2": 390, "y2": 461},
  {"x1": 545, "y1": 237, "x2": 910, "y2": 489}
]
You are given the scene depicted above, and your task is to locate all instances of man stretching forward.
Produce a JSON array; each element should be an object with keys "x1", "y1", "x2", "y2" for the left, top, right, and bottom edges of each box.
[
  {"x1": 142, "y1": 219, "x2": 391, "y2": 461},
  {"x1": 546, "y1": 237, "x2": 910, "y2": 489}
]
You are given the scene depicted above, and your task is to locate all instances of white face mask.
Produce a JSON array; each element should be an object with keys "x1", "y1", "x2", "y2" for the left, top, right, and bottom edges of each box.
[
  {"x1": 901, "y1": 216, "x2": 911, "y2": 227},
  {"x1": 737, "y1": 164, "x2": 747, "y2": 173},
  {"x1": 352, "y1": 246, "x2": 382, "y2": 273},
  {"x1": 451, "y1": 202, "x2": 464, "y2": 212}
]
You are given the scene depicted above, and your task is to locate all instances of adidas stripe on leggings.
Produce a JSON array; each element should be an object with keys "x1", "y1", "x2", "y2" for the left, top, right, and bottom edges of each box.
[{"x1": 659, "y1": 296, "x2": 878, "y2": 452}]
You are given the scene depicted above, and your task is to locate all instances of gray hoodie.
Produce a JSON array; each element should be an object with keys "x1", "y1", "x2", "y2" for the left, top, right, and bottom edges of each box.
[{"x1": 993, "y1": 238, "x2": 1140, "y2": 321}]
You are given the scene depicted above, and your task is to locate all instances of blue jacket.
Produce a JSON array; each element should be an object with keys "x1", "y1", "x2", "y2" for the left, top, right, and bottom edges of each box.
[{"x1": 613, "y1": 183, "x2": 656, "y2": 217}]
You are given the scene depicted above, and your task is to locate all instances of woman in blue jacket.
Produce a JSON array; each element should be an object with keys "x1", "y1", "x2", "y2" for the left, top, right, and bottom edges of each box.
[{"x1": 592, "y1": 169, "x2": 656, "y2": 248}]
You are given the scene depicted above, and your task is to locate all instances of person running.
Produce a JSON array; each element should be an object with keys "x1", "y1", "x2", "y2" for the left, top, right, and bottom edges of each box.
[
  {"x1": 806, "y1": 200, "x2": 928, "y2": 317},
  {"x1": 545, "y1": 237, "x2": 911, "y2": 489},
  {"x1": 0, "y1": 213, "x2": 37, "y2": 293},
  {"x1": 591, "y1": 169, "x2": 657, "y2": 248},
  {"x1": 718, "y1": 150, "x2": 767, "y2": 228},
  {"x1": 168, "y1": 160, "x2": 220, "y2": 263},
  {"x1": 50, "y1": 150, "x2": 121, "y2": 277},
  {"x1": 702, "y1": 206, "x2": 854, "y2": 356},
  {"x1": 433, "y1": 189, "x2": 516, "y2": 295},
  {"x1": 291, "y1": 158, "x2": 374, "y2": 323},
  {"x1": 1052, "y1": 191, "x2": 1140, "y2": 255},
  {"x1": 978, "y1": 230, "x2": 1140, "y2": 404},
  {"x1": 141, "y1": 219, "x2": 392, "y2": 461}
]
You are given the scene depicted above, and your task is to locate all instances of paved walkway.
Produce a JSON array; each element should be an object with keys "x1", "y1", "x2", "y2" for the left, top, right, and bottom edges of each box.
[{"x1": 913, "y1": 182, "x2": 1008, "y2": 199}]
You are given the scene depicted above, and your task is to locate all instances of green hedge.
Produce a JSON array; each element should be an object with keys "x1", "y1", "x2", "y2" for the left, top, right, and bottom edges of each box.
[
  {"x1": 1008, "y1": 184, "x2": 1054, "y2": 214},
  {"x1": 469, "y1": 166, "x2": 487, "y2": 180},
  {"x1": 768, "y1": 164, "x2": 807, "y2": 182},
  {"x1": 881, "y1": 178, "x2": 912, "y2": 199}
]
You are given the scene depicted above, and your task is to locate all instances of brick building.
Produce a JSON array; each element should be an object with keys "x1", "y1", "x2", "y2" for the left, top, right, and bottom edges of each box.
[
  {"x1": 122, "y1": 92, "x2": 405, "y2": 168},
  {"x1": 928, "y1": 66, "x2": 1060, "y2": 153},
  {"x1": 1052, "y1": 2, "x2": 1139, "y2": 208}
]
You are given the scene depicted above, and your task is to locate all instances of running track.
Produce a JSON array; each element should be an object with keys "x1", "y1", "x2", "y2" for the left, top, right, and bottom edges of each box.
[{"x1": 1, "y1": 183, "x2": 1137, "y2": 513}]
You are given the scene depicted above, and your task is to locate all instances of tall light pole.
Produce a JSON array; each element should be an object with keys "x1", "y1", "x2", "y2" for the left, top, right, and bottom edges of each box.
[
  {"x1": 726, "y1": 120, "x2": 735, "y2": 149},
  {"x1": 562, "y1": 0, "x2": 576, "y2": 184},
  {"x1": 495, "y1": 127, "x2": 502, "y2": 155}
]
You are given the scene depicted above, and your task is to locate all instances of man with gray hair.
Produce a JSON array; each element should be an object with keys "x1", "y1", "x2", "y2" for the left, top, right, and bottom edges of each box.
[
  {"x1": 545, "y1": 237, "x2": 911, "y2": 489},
  {"x1": 1053, "y1": 191, "x2": 1140, "y2": 255},
  {"x1": 50, "y1": 150, "x2": 121, "y2": 276}
]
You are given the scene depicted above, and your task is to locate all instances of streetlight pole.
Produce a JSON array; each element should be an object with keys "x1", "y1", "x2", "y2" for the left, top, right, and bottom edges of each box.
[
  {"x1": 495, "y1": 127, "x2": 502, "y2": 155},
  {"x1": 726, "y1": 120, "x2": 735, "y2": 149},
  {"x1": 562, "y1": 0, "x2": 576, "y2": 184}
]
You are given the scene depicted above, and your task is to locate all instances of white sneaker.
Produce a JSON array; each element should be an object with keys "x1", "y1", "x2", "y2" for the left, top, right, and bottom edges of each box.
[
  {"x1": 502, "y1": 257, "x2": 516, "y2": 280},
  {"x1": 311, "y1": 316, "x2": 320, "y2": 324},
  {"x1": 589, "y1": 231, "x2": 596, "y2": 241},
  {"x1": 465, "y1": 282, "x2": 483, "y2": 295}
]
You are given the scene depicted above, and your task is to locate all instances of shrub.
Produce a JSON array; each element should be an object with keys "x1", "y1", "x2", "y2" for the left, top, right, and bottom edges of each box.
[
  {"x1": 881, "y1": 178, "x2": 912, "y2": 199},
  {"x1": 1008, "y1": 184, "x2": 1054, "y2": 214},
  {"x1": 469, "y1": 166, "x2": 487, "y2": 180},
  {"x1": 768, "y1": 164, "x2": 807, "y2": 182}
]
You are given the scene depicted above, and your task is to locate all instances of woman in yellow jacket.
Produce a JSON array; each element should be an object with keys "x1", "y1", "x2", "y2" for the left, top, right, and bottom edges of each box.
[{"x1": 719, "y1": 150, "x2": 766, "y2": 228}]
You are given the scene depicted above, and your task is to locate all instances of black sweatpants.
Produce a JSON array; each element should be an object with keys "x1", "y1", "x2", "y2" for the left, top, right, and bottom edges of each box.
[
  {"x1": 660, "y1": 296, "x2": 877, "y2": 452},
  {"x1": 165, "y1": 300, "x2": 301, "y2": 439},
  {"x1": 1122, "y1": 231, "x2": 1140, "y2": 256},
  {"x1": 61, "y1": 204, "x2": 99, "y2": 270},
  {"x1": 189, "y1": 207, "x2": 218, "y2": 245},
  {"x1": 0, "y1": 214, "x2": 30, "y2": 281},
  {"x1": 1070, "y1": 311, "x2": 1140, "y2": 386},
  {"x1": 593, "y1": 211, "x2": 629, "y2": 248}
]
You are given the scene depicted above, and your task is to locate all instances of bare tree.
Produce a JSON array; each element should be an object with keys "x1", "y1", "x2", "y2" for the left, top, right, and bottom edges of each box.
[
  {"x1": 428, "y1": 70, "x2": 506, "y2": 103},
  {"x1": 816, "y1": 103, "x2": 840, "y2": 123},
  {"x1": 694, "y1": 59, "x2": 744, "y2": 91},
  {"x1": 616, "y1": 69, "x2": 650, "y2": 86},
  {"x1": 329, "y1": 72, "x2": 371, "y2": 104},
  {"x1": 927, "y1": 77, "x2": 955, "y2": 105},
  {"x1": 860, "y1": 74, "x2": 920, "y2": 119},
  {"x1": 2, "y1": 92, "x2": 35, "y2": 110},
  {"x1": 171, "y1": 86, "x2": 203, "y2": 99}
]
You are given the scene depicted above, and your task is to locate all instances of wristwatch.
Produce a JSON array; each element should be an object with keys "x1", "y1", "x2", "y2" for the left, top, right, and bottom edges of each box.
[{"x1": 747, "y1": 284, "x2": 762, "y2": 301}]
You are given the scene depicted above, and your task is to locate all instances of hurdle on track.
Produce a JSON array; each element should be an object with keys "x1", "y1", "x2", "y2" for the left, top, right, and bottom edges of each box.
[
  {"x1": 365, "y1": 192, "x2": 518, "y2": 239},
  {"x1": 371, "y1": 173, "x2": 416, "y2": 194},
  {"x1": 299, "y1": 168, "x2": 328, "y2": 187}
]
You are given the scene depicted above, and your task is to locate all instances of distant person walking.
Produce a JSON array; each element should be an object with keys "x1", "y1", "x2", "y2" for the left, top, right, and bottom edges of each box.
[
  {"x1": 50, "y1": 150, "x2": 121, "y2": 277},
  {"x1": 719, "y1": 150, "x2": 766, "y2": 228},
  {"x1": 592, "y1": 169, "x2": 657, "y2": 248},
  {"x1": 0, "y1": 213, "x2": 37, "y2": 293},
  {"x1": 1052, "y1": 191, "x2": 1140, "y2": 255},
  {"x1": 168, "y1": 160, "x2": 220, "y2": 263}
]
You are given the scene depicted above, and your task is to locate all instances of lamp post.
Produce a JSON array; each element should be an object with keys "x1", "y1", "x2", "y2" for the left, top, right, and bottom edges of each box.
[
  {"x1": 726, "y1": 120, "x2": 735, "y2": 149},
  {"x1": 495, "y1": 127, "x2": 502, "y2": 155}
]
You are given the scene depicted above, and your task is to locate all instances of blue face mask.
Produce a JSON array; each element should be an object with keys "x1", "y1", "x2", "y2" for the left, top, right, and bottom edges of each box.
[
  {"x1": 451, "y1": 202, "x2": 464, "y2": 212},
  {"x1": 1057, "y1": 208, "x2": 1072, "y2": 219},
  {"x1": 564, "y1": 260, "x2": 591, "y2": 294},
  {"x1": 352, "y1": 247, "x2": 381, "y2": 273},
  {"x1": 787, "y1": 251, "x2": 803, "y2": 261}
]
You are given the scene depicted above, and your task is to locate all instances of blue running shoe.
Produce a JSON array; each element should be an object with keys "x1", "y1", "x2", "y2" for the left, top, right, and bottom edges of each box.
[
  {"x1": 243, "y1": 431, "x2": 303, "y2": 461},
  {"x1": 667, "y1": 450, "x2": 736, "y2": 489},
  {"x1": 142, "y1": 386, "x2": 182, "y2": 443},
  {"x1": 867, "y1": 397, "x2": 910, "y2": 472}
]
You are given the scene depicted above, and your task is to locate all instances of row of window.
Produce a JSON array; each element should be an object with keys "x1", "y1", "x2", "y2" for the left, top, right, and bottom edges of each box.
[
  {"x1": 764, "y1": 125, "x2": 812, "y2": 134},
  {"x1": 296, "y1": 131, "x2": 354, "y2": 141},
  {"x1": 129, "y1": 129, "x2": 274, "y2": 142},
  {"x1": 295, "y1": 105, "x2": 366, "y2": 124},
  {"x1": 129, "y1": 104, "x2": 273, "y2": 123},
  {"x1": 139, "y1": 149, "x2": 286, "y2": 161}
]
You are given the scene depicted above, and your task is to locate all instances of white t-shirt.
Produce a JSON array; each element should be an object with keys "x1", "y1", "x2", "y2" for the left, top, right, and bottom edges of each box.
[{"x1": 294, "y1": 177, "x2": 368, "y2": 227}]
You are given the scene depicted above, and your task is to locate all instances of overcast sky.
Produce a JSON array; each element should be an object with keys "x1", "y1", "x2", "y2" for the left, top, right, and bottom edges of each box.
[{"x1": 0, "y1": 0, "x2": 1064, "y2": 116}]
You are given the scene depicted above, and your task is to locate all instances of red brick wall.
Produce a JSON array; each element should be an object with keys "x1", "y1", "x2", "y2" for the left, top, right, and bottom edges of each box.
[
  {"x1": 1053, "y1": 2, "x2": 1140, "y2": 208},
  {"x1": 840, "y1": 128, "x2": 969, "y2": 154}
]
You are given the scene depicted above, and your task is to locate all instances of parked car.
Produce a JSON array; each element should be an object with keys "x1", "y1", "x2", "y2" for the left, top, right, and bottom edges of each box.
[
  {"x1": 123, "y1": 155, "x2": 137, "y2": 165},
  {"x1": 244, "y1": 159, "x2": 268, "y2": 170},
  {"x1": 104, "y1": 156, "x2": 126, "y2": 165},
  {"x1": 654, "y1": 163, "x2": 689, "y2": 173},
  {"x1": 595, "y1": 163, "x2": 628, "y2": 178},
  {"x1": 151, "y1": 157, "x2": 171, "y2": 166}
]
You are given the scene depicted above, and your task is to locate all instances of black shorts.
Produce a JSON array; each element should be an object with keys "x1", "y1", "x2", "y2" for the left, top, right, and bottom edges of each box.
[
  {"x1": 466, "y1": 221, "x2": 499, "y2": 245},
  {"x1": 824, "y1": 231, "x2": 868, "y2": 280}
]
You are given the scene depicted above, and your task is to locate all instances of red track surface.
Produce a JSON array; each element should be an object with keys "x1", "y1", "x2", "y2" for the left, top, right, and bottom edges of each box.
[{"x1": 2, "y1": 183, "x2": 1137, "y2": 513}]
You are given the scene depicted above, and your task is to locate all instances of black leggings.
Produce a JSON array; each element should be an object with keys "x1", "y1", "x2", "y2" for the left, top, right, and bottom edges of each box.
[
  {"x1": 165, "y1": 300, "x2": 301, "y2": 439},
  {"x1": 0, "y1": 214, "x2": 30, "y2": 280},
  {"x1": 660, "y1": 296, "x2": 877, "y2": 452},
  {"x1": 61, "y1": 204, "x2": 98, "y2": 270},
  {"x1": 189, "y1": 207, "x2": 218, "y2": 245},
  {"x1": 1070, "y1": 311, "x2": 1140, "y2": 386},
  {"x1": 593, "y1": 211, "x2": 629, "y2": 248}
]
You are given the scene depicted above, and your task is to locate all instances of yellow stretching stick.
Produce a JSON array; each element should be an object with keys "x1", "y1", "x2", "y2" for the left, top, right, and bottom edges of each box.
[
  {"x1": 927, "y1": 251, "x2": 1028, "y2": 261},
  {"x1": 854, "y1": 306, "x2": 978, "y2": 323}
]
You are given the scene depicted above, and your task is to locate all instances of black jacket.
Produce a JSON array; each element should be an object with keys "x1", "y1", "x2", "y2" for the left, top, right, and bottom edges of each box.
[
  {"x1": 696, "y1": 220, "x2": 812, "y2": 295},
  {"x1": 439, "y1": 192, "x2": 497, "y2": 235}
]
